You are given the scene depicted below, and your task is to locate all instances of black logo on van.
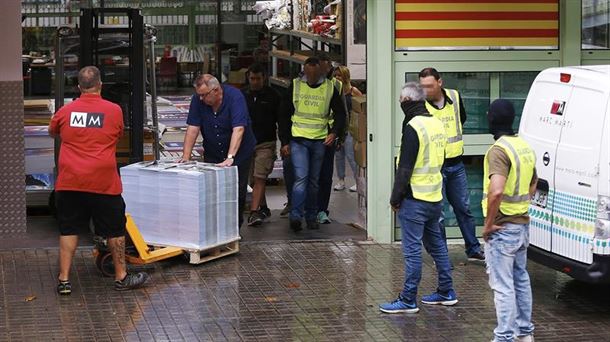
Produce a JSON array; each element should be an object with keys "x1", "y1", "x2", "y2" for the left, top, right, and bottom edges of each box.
[
  {"x1": 70, "y1": 112, "x2": 105, "y2": 128},
  {"x1": 543, "y1": 152, "x2": 550, "y2": 166}
]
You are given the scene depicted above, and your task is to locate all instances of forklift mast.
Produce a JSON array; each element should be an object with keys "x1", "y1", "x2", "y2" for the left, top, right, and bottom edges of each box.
[{"x1": 79, "y1": 8, "x2": 145, "y2": 164}]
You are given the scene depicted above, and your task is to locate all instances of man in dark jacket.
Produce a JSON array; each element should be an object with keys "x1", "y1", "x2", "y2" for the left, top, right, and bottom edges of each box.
[{"x1": 242, "y1": 63, "x2": 281, "y2": 226}]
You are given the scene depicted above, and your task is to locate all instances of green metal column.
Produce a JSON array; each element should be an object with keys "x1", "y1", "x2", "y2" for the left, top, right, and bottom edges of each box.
[
  {"x1": 561, "y1": 0, "x2": 582, "y2": 66},
  {"x1": 366, "y1": 0, "x2": 395, "y2": 243}
]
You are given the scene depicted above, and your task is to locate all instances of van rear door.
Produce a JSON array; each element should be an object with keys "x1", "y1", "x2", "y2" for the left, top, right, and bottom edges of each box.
[
  {"x1": 551, "y1": 71, "x2": 608, "y2": 264},
  {"x1": 520, "y1": 70, "x2": 573, "y2": 252}
]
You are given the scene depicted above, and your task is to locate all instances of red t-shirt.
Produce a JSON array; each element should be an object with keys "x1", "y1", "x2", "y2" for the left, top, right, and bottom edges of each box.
[{"x1": 49, "y1": 93, "x2": 124, "y2": 195}]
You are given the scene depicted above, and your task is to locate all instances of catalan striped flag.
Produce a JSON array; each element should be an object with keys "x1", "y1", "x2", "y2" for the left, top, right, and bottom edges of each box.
[{"x1": 395, "y1": 0, "x2": 559, "y2": 50}]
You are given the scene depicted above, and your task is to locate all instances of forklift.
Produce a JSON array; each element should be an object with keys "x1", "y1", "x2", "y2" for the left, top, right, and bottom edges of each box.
[{"x1": 53, "y1": 8, "x2": 182, "y2": 276}]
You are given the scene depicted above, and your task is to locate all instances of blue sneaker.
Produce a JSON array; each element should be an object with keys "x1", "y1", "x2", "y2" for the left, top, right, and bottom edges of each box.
[
  {"x1": 379, "y1": 296, "x2": 419, "y2": 314},
  {"x1": 421, "y1": 289, "x2": 458, "y2": 306},
  {"x1": 317, "y1": 211, "x2": 332, "y2": 224}
]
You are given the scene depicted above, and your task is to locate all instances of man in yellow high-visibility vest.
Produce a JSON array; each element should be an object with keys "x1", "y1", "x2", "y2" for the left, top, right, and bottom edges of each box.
[
  {"x1": 379, "y1": 82, "x2": 457, "y2": 314},
  {"x1": 419, "y1": 67, "x2": 484, "y2": 261},
  {"x1": 278, "y1": 57, "x2": 347, "y2": 232},
  {"x1": 317, "y1": 52, "x2": 347, "y2": 224},
  {"x1": 483, "y1": 99, "x2": 537, "y2": 342}
]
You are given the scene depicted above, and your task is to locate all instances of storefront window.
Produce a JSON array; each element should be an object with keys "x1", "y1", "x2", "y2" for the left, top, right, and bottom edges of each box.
[
  {"x1": 499, "y1": 72, "x2": 538, "y2": 130},
  {"x1": 404, "y1": 71, "x2": 537, "y2": 134},
  {"x1": 583, "y1": 0, "x2": 610, "y2": 49},
  {"x1": 406, "y1": 72, "x2": 490, "y2": 134}
]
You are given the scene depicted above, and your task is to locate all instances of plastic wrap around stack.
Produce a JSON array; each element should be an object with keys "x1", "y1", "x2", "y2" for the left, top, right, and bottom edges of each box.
[{"x1": 121, "y1": 161, "x2": 239, "y2": 250}]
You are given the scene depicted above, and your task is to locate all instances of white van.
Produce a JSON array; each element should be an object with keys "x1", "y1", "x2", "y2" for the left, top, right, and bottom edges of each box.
[{"x1": 519, "y1": 65, "x2": 610, "y2": 283}]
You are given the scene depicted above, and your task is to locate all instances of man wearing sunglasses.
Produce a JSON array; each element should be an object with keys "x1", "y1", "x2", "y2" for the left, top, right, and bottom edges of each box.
[{"x1": 181, "y1": 74, "x2": 257, "y2": 228}]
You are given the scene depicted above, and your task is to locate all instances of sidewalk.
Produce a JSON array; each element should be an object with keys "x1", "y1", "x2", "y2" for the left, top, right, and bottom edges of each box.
[{"x1": 1, "y1": 241, "x2": 610, "y2": 341}]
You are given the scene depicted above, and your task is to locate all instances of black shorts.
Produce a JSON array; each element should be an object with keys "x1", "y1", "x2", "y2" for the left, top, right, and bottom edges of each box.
[{"x1": 55, "y1": 191, "x2": 126, "y2": 238}]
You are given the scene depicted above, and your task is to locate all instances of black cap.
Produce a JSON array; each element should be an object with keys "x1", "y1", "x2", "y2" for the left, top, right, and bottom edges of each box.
[{"x1": 488, "y1": 99, "x2": 515, "y2": 129}]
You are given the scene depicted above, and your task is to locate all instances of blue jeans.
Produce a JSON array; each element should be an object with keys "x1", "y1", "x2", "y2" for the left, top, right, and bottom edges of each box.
[
  {"x1": 290, "y1": 138, "x2": 325, "y2": 221},
  {"x1": 439, "y1": 162, "x2": 482, "y2": 256},
  {"x1": 485, "y1": 223, "x2": 534, "y2": 342},
  {"x1": 317, "y1": 141, "x2": 336, "y2": 213},
  {"x1": 282, "y1": 155, "x2": 294, "y2": 204},
  {"x1": 398, "y1": 198, "x2": 454, "y2": 302},
  {"x1": 335, "y1": 133, "x2": 357, "y2": 180}
]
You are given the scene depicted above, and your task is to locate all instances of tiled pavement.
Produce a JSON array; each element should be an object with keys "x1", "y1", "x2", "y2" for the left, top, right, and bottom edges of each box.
[{"x1": 2, "y1": 242, "x2": 610, "y2": 341}]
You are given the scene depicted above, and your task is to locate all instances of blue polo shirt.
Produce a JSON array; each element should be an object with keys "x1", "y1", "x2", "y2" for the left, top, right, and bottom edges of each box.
[{"x1": 186, "y1": 85, "x2": 256, "y2": 165}]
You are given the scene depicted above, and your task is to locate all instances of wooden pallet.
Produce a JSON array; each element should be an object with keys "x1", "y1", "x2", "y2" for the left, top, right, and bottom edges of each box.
[{"x1": 186, "y1": 240, "x2": 240, "y2": 265}]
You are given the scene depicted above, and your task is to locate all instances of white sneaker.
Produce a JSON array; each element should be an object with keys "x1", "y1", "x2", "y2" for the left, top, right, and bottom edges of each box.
[
  {"x1": 333, "y1": 181, "x2": 345, "y2": 191},
  {"x1": 349, "y1": 184, "x2": 357, "y2": 192},
  {"x1": 247, "y1": 185, "x2": 253, "y2": 193}
]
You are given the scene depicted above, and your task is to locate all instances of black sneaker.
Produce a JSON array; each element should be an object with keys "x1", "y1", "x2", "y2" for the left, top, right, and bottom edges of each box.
[
  {"x1": 290, "y1": 219, "x2": 302, "y2": 232},
  {"x1": 258, "y1": 206, "x2": 272, "y2": 219},
  {"x1": 306, "y1": 220, "x2": 320, "y2": 230},
  {"x1": 57, "y1": 279, "x2": 71, "y2": 295},
  {"x1": 280, "y1": 203, "x2": 291, "y2": 217},
  {"x1": 468, "y1": 251, "x2": 485, "y2": 261},
  {"x1": 115, "y1": 272, "x2": 150, "y2": 291},
  {"x1": 248, "y1": 211, "x2": 264, "y2": 226}
]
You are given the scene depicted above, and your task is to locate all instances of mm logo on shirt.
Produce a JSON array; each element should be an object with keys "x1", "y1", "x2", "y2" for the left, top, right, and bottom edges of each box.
[{"x1": 70, "y1": 112, "x2": 105, "y2": 128}]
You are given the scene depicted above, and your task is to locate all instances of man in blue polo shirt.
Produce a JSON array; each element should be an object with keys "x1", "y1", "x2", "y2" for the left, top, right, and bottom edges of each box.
[{"x1": 180, "y1": 74, "x2": 256, "y2": 227}]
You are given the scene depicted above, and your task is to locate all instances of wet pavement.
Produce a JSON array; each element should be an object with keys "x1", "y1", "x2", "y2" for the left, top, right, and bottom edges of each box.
[{"x1": 1, "y1": 241, "x2": 610, "y2": 341}]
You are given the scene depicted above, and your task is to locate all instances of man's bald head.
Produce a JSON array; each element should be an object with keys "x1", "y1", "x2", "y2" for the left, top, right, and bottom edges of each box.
[{"x1": 78, "y1": 66, "x2": 102, "y2": 93}]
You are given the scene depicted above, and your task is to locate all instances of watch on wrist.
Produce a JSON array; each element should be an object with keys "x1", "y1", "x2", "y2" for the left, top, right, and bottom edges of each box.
[{"x1": 227, "y1": 154, "x2": 234, "y2": 160}]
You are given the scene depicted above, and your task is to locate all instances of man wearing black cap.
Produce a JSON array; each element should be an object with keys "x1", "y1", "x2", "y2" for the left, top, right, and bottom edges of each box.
[{"x1": 483, "y1": 99, "x2": 537, "y2": 342}]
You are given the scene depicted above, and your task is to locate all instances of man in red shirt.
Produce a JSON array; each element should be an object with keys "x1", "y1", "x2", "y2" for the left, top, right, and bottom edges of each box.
[{"x1": 49, "y1": 66, "x2": 149, "y2": 294}]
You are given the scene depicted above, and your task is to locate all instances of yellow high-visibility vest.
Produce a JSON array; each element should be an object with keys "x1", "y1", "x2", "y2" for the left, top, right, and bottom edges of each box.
[
  {"x1": 482, "y1": 136, "x2": 536, "y2": 216},
  {"x1": 405, "y1": 115, "x2": 447, "y2": 202},
  {"x1": 425, "y1": 88, "x2": 464, "y2": 158},
  {"x1": 291, "y1": 78, "x2": 334, "y2": 140}
]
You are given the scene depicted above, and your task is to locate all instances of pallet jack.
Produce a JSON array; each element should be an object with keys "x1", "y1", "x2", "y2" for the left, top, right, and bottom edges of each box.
[{"x1": 93, "y1": 215, "x2": 184, "y2": 277}]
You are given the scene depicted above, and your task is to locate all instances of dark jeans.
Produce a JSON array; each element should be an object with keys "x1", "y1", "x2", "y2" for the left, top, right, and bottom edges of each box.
[
  {"x1": 283, "y1": 155, "x2": 294, "y2": 205},
  {"x1": 439, "y1": 161, "x2": 482, "y2": 256},
  {"x1": 289, "y1": 138, "x2": 325, "y2": 222},
  {"x1": 398, "y1": 198, "x2": 454, "y2": 302},
  {"x1": 237, "y1": 159, "x2": 251, "y2": 228},
  {"x1": 317, "y1": 141, "x2": 336, "y2": 214}
]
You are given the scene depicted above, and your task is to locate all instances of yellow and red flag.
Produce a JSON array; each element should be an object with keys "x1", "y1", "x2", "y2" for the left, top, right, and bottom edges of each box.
[{"x1": 394, "y1": 0, "x2": 559, "y2": 50}]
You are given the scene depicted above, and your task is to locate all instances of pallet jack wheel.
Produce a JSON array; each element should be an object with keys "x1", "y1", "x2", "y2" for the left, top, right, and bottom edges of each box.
[{"x1": 95, "y1": 252, "x2": 115, "y2": 277}]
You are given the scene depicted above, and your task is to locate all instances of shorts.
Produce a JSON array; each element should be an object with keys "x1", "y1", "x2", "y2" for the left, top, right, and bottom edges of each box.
[
  {"x1": 250, "y1": 141, "x2": 277, "y2": 180},
  {"x1": 55, "y1": 190, "x2": 126, "y2": 238}
]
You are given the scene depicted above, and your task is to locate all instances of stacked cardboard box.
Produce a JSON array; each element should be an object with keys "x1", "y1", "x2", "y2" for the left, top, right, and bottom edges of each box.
[
  {"x1": 349, "y1": 95, "x2": 367, "y2": 228},
  {"x1": 349, "y1": 95, "x2": 367, "y2": 168},
  {"x1": 121, "y1": 161, "x2": 239, "y2": 250}
]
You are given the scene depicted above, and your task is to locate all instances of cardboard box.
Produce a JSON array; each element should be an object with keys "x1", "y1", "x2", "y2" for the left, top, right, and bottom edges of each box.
[
  {"x1": 117, "y1": 128, "x2": 155, "y2": 163},
  {"x1": 356, "y1": 194, "x2": 367, "y2": 229},
  {"x1": 354, "y1": 141, "x2": 367, "y2": 168},
  {"x1": 351, "y1": 95, "x2": 366, "y2": 114},
  {"x1": 356, "y1": 167, "x2": 367, "y2": 197},
  {"x1": 349, "y1": 110, "x2": 367, "y2": 143},
  {"x1": 357, "y1": 109, "x2": 367, "y2": 142},
  {"x1": 349, "y1": 111, "x2": 359, "y2": 139},
  {"x1": 228, "y1": 68, "x2": 248, "y2": 84}
]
